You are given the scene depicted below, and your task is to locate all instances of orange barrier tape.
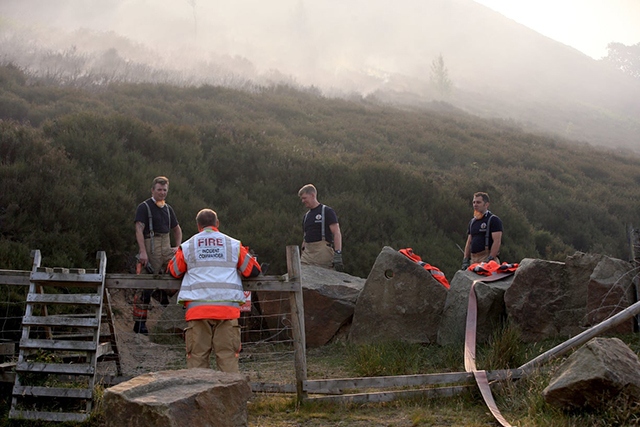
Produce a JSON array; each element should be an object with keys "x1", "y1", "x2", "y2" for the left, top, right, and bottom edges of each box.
[{"x1": 464, "y1": 279, "x2": 513, "y2": 427}]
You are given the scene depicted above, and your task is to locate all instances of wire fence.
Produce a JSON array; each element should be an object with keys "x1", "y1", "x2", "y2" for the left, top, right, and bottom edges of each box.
[
  {"x1": 1, "y1": 260, "x2": 639, "y2": 391},
  {"x1": 0, "y1": 284, "x2": 298, "y2": 387}
]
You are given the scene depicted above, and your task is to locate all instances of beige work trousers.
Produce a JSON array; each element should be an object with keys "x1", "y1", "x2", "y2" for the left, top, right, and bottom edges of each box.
[
  {"x1": 144, "y1": 233, "x2": 173, "y2": 274},
  {"x1": 301, "y1": 240, "x2": 334, "y2": 269},
  {"x1": 471, "y1": 249, "x2": 499, "y2": 265},
  {"x1": 135, "y1": 234, "x2": 174, "y2": 313},
  {"x1": 184, "y1": 318, "x2": 241, "y2": 373}
]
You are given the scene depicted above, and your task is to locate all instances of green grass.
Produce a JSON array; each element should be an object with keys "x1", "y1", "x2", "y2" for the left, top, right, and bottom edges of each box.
[{"x1": 3, "y1": 331, "x2": 640, "y2": 426}]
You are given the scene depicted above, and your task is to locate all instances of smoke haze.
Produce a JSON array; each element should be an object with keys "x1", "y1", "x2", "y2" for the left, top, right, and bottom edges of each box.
[
  {"x1": 0, "y1": 0, "x2": 554, "y2": 90},
  {"x1": 1, "y1": 0, "x2": 639, "y2": 150}
]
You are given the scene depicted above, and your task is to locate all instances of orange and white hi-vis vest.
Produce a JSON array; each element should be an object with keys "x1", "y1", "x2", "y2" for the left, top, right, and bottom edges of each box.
[
  {"x1": 398, "y1": 248, "x2": 450, "y2": 289},
  {"x1": 467, "y1": 260, "x2": 519, "y2": 277},
  {"x1": 168, "y1": 226, "x2": 260, "y2": 321}
]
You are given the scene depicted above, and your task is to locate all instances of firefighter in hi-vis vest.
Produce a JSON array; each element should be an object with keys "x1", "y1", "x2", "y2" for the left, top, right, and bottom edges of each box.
[
  {"x1": 168, "y1": 208, "x2": 261, "y2": 372},
  {"x1": 133, "y1": 176, "x2": 182, "y2": 335}
]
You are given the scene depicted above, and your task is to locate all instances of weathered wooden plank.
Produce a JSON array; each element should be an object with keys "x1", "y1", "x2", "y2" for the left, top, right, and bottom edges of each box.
[
  {"x1": 13, "y1": 385, "x2": 92, "y2": 398},
  {"x1": 304, "y1": 369, "x2": 523, "y2": 394},
  {"x1": 251, "y1": 382, "x2": 297, "y2": 393},
  {"x1": 92, "y1": 274, "x2": 180, "y2": 290},
  {"x1": 104, "y1": 273, "x2": 296, "y2": 291},
  {"x1": 27, "y1": 293, "x2": 101, "y2": 305},
  {"x1": 16, "y1": 361, "x2": 94, "y2": 375},
  {"x1": 30, "y1": 271, "x2": 103, "y2": 286},
  {"x1": 96, "y1": 342, "x2": 113, "y2": 358},
  {"x1": 0, "y1": 270, "x2": 29, "y2": 285},
  {"x1": 305, "y1": 385, "x2": 471, "y2": 403},
  {"x1": 22, "y1": 315, "x2": 98, "y2": 328},
  {"x1": 0, "y1": 270, "x2": 299, "y2": 292},
  {"x1": 20, "y1": 338, "x2": 97, "y2": 352},
  {"x1": 9, "y1": 409, "x2": 89, "y2": 422}
]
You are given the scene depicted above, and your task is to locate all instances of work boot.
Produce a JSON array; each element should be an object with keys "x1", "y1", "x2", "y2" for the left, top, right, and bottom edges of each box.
[
  {"x1": 160, "y1": 291, "x2": 170, "y2": 307},
  {"x1": 133, "y1": 320, "x2": 148, "y2": 335},
  {"x1": 152, "y1": 289, "x2": 171, "y2": 307},
  {"x1": 151, "y1": 289, "x2": 162, "y2": 304}
]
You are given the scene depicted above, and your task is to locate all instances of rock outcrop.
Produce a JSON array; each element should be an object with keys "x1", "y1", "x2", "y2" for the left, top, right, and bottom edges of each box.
[
  {"x1": 437, "y1": 269, "x2": 514, "y2": 346},
  {"x1": 257, "y1": 264, "x2": 365, "y2": 347},
  {"x1": 586, "y1": 256, "x2": 635, "y2": 333},
  {"x1": 103, "y1": 369, "x2": 252, "y2": 427},
  {"x1": 348, "y1": 246, "x2": 448, "y2": 344},
  {"x1": 151, "y1": 250, "x2": 636, "y2": 349},
  {"x1": 543, "y1": 337, "x2": 640, "y2": 409},
  {"x1": 505, "y1": 253, "x2": 634, "y2": 342}
]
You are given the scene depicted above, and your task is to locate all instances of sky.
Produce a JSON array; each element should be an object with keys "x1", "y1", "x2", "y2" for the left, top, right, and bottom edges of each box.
[{"x1": 474, "y1": 0, "x2": 640, "y2": 59}]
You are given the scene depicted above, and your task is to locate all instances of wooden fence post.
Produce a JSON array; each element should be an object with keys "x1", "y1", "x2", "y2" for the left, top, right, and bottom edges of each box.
[{"x1": 286, "y1": 245, "x2": 307, "y2": 403}]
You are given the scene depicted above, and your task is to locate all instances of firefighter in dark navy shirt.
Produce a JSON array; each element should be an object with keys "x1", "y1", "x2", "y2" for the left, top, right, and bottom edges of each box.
[
  {"x1": 298, "y1": 184, "x2": 343, "y2": 271},
  {"x1": 461, "y1": 192, "x2": 503, "y2": 270}
]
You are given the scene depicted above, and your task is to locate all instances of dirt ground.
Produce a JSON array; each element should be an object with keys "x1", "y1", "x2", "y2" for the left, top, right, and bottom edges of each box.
[
  {"x1": 101, "y1": 289, "x2": 296, "y2": 384},
  {"x1": 99, "y1": 288, "x2": 185, "y2": 378}
]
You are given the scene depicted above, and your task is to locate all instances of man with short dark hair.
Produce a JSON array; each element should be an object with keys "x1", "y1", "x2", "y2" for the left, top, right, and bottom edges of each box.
[
  {"x1": 461, "y1": 192, "x2": 503, "y2": 270},
  {"x1": 298, "y1": 184, "x2": 343, "y2": 271},
  {"x1": 168, "y1": 208, "x2": 261, "y2": 372},
  {"x1": 132, "y1": 176, "x2": 182, "y2": 334}
]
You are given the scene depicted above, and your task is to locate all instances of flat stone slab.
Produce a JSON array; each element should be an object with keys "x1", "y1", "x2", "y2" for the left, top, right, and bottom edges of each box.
[{"x1": 103, "y1": 368, "x2": 252, "y2": 427}]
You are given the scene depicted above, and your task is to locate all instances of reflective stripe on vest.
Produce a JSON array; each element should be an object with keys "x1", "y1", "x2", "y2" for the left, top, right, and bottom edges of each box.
[
  {"x1": 469, "y1": 260, "x2": 519, "y2": 276},
  {"x1": 398, "y1": 248, "x2": 450, "y2": 289}
]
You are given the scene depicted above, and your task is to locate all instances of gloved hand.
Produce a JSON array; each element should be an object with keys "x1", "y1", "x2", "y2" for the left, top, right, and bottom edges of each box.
[
  {"x1": 461, "y1": 258, "x2": 471, "y2": 270},
  {"x1": 333, "y1": 251, "x2": 344, "y2": 272},
  {"x1": 259, "y1": 262, "x2": 270, "y2": 275}
]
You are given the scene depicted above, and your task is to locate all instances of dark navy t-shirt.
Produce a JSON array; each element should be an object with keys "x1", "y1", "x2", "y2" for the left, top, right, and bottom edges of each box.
[
  {"x1": 467, "y1": 212, "x2": 503, "y2": 254},
  {"x1": 302, "y1": 204, "x2": 338, "y2": 244},
  {"x1": 134, "y1": 199, "x2": 179, "y2": 238}
]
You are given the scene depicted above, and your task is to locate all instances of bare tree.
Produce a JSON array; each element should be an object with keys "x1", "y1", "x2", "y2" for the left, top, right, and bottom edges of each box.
[
  {"x1": 186, "y1": 0, "x2": 198, "y2": 42},
  {"x1": 430, "y1": 53, "x2": 452, "y2": 98}
]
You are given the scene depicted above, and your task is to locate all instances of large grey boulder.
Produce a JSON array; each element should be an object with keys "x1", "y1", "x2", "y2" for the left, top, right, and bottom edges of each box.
[
  {"x1": 505, "y1": 253, "x2": 634, "y2": 343},
  {"x1": 585, "y1": 256, "x2": 635, "y2": 333},
  {"x1": 504, "y1": 258, "x2": 567, "y2": 342},
  {"x1": 437, "y1": 269, "x2": 514, "y2": 346},
  {"x1": 348, "y1": 246, "x2": 448, "y2": 344},
  {"x1": 543, "y1": 337, "x2": 640, "y2": 409},
  {"x1": 103, "y1": 369, "x2": 252, "y2": 427},
  {"x1": 505, "y1": 253, "x2": 604, "y2": 342},
  {"x1": 257, "y1": 265, "x2": 365, "y2": 347}
]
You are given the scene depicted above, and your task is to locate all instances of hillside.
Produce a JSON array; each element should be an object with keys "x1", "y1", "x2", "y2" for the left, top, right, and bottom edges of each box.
[
  {"x1": 1, "y1": 64, "x2": 640, "y2": 281},
  {"x1": 0, "y1": 0, "x2": 638, "y2": 151}
]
